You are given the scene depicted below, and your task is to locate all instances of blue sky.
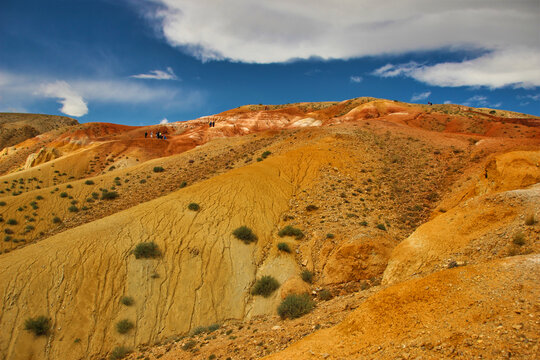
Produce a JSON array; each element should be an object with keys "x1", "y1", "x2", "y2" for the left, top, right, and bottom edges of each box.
[{"x1": 0, "y1": 0, "x2": 539, "y2": 125}]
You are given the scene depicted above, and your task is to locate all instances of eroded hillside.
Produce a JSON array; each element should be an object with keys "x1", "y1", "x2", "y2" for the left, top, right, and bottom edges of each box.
[{"x1": 0, "y1": 98, "x2": 538, "y2": 360}]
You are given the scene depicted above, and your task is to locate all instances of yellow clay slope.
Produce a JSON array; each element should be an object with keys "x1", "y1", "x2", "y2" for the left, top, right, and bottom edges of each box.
[{"x1": 0, "y1": 139, "x2": 349, "y2": 360}]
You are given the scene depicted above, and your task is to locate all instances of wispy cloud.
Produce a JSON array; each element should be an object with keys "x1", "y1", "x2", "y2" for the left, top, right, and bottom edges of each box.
[
  {"x1": 159, "y1": 118, "x2": 169, "y2": 124},
  {"x1": 0, "y1": 70, "x2": 202, "y2": 117},
  {"x1": 372, "y1": 48, "x2": 540, "y2": 89},
  {"x1": 350, "y1": 76, "x2": 363, "y2": 83},
  {"x1": 411, "y1": 91, "x2": 431, "y2": 102},
  {"x1": 519, "y1": 93, "x2": 540, "y2": 101},
  {"x1": 131, "y1": 67, "x2": 178, "y2": 80},
  {"x1": 463, "y1": 95, "x2": 501, "y2": 108}
]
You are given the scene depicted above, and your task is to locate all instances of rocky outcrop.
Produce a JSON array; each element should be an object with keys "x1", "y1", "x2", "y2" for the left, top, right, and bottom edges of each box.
[
  {"x1": 24, "y1": 147, "x2": 61, "y2": 168},
  {"x1": 320, "y1": 236, "x2": 394, "y2": 285}
]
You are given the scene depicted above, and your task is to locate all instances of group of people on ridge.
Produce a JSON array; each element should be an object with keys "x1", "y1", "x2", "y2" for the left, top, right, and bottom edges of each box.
[{"x1": 144, "y1": 131, "x2": 167, "y2": 140}]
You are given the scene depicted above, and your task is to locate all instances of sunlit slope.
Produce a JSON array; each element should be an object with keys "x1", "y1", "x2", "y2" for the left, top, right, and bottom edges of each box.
[{"x1": 0, "y1": 139, "x2": 347, "y2": 360}]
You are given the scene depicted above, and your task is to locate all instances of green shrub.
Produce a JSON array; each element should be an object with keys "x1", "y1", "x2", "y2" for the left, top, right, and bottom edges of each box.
[
  {"x1": 4, "y1": 228, "x2": 13, "y2": 234},
  {"x1": 91, "y1": 192, "x2": 99, "y2": 199},
  {"x1": 376, "y1": 223, "x2": 387, "y2": 231},
  {"x1": 277, "y1": 242, "x2": 291, "y2": 253},
  {"x1": 318, "y1": 289, "x2": 332, "y2": 301},
  {"x1": 305, "y1": 205, "x2": 319, "y2": 211},
  {"x1": 4, "y1": 235, "x2": 12, "y2": 242},
  {"x1": 179, "y1": 181, "x2": 187, "y2": 188},
  {"x1": 360, "y1": 221, "x2": 368, "y2": 226},
  {"x1": 66, "y1": 184, "x2": 73, "y2": 189},
  {"x1": 115, "y1": 319, "x2": 134, "y2": 334},
  {"x1": 278, "y1": 225, "x2": 304, "y2": 240},
  {"x1": 232, "y1": 226, "x2": 257, "y2": 244},
  {"x1": 261, "y1": 151, "x2": 271, "y2": 159},
  {"x1": 188, "y1": 203, "x2": 200, "y2": 211},
  {"x1": 120, "y1": 296, "x2": 134, "y2": 306},
  {"x1": 301, "y1": 270, "x2": 314, "y2": 284},
  {"x1": 85, "y1": 180, "x2": 95, "y2": 185},
  {"x1": 68, "y1": 205, "x2": 79, "y2": 213},
  {"x1": 101, "y1": 191, "x2": 119, "y2": 200},
  {"x1": 190, "y1": 326, "x2": 206, "y2": 336},
  {"x1": 207, "y1": 323, "x2": 220, "y2": 333},
  {"x1": 133, "y1": 242, "x2": 160, "y2": 259},
  {"x1": 6, "y1": 219, "x2": 17, "y2": 225},
  {"x1": 326, "y1": 233, "x2": 335, "y2": 239},
  {"x1": 110, "y1": 346, "x2": 131, "y2": 360},
  {"x1": 153, "y1": 166, "x2": 164, "y2": 173},
  {"x1": 139, "y1": 179, "x2": 146, "y2": 184},
  {"x1": 24, "y1": 316, "x2": 51, "y2": 336},
  {"x1": 277, "y1": 294, "x2": 314, "y2": 319},
  {"x1": 182, "y1": 339, "x2": 197, "y2": 350},
  {"x1": 60, "y1": 192, "x2": 68, "y2": 198},
  {"x1": 52, "y1": 216, "x2": 62, "y2": 224},
  {"x1": 513, "y1": 233, "x2": 525, "y2": 246},
  {"x1": 36, "y1": 195, "x2": 44, "y2": 200},
  {"x1": 251, "y1": 275, "x2": 280, "y2": 297},
  {"x1": 0, "y1": 201, "x2": 6, "y2": 206}
]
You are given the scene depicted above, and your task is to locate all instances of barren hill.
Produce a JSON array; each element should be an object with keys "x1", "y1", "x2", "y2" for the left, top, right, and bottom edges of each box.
[
  {"x1": 0, "y1": 113, "x2": 78, "y2": 151},
  {"x1": 0, "y1": 98, "x2": 538, "y2": 360}
]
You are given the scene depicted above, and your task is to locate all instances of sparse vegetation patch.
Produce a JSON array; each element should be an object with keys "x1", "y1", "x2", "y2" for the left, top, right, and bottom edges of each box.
[
  {"x1": 110, "y1": 346, "x2": 131, "y2": 360},
  {"x1": 101, "y1": 191, "x2": 119, "y2": 200},
  {"x1": 512, "y1": 233, "x2": 525, "y2": 246},
  {"x1": 301, "y1": 270, "x2": 314, "y2": 283},
  {"x1": 24, "y1": 316, "x2": 51, "y2": 336},
  {"x1": 278, "y1": 225, "x2": 304, "y2": 240},
  {"x1": 188, "y1": 203, "x2": 200, "y2": 211},
  {"x1": 115, "y1": 319, "x2": 134, "y2": 334},
  {"x1": 277, "y1": 242, "x2": 291, "y2": 253},
  {"x1": 525, "y1": 214, "x2": 537, "y2": 226},
  {"x1": 120, "y1": 296, "x2": 134, "y2": 306},
  {"x1": 133, "y1": 242, "x2": 161, "y2": 259},
  {"x1": 251, "y1": 275, "x2": 280, "y2": 297},
  {"x1": 277, "y1": 294, "x2": 315, "y2": 319},
  {"x1": 232, "y1": 226, "x2": 257, "y2": 244}
]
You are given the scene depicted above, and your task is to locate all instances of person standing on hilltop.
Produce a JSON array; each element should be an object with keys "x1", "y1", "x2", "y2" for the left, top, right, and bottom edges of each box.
[
  {"x1": 145, "y1": 131, "x2": 147, "y2": 138},
  {"x1": 150, "y1": 131, "x2": 153, "y2": 138}
]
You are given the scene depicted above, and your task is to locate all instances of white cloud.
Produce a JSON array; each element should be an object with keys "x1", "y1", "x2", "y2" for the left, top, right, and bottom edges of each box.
[
  {"x1": 131, "y1": 67, "x2": 178, "y2": 80},
  {"x1": 443, "y1": 100, "x2": 452, "y2": 104},
  {"x1": 411, "y1": 91, "x2": 431, "y2": 102},
  {"x1": 0, "y1": 70, "x2": 203, "y2": 116},
  {"x1": 350, "y1": 76, "x2": 363, "y2": 83},
  {"x1": 39, "y1": 81, "x2": 88, "y2": 117},
  {"x1": 143, "y1": 1, "x2": 539, "y2": 64},
  {"x1": 159, "y1": 118, "x2": 169, "y2": 124},
  {"x1": 372, "y1": 48, "x2": 540, "y2": 89}
]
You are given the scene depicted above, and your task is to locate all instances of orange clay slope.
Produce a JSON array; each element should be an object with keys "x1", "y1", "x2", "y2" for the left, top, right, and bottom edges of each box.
[{"x1": 263, "y1": 254, "x2": 539, "y2": 360}]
